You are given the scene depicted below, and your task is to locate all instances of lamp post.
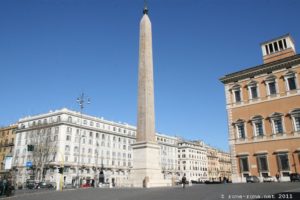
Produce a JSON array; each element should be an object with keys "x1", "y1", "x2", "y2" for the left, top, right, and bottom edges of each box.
[{"x1": 76, "y1": 93, "x2": 90, "y2": 188}]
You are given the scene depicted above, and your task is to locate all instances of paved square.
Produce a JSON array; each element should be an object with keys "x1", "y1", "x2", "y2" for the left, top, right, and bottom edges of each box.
[{"x1": 7, "y1": 183, "x2": 300, "y2": 200}]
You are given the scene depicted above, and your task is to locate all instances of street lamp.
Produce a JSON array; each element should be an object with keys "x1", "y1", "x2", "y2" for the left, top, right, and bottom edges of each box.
[{"x1": 76, "y1": 93, "x2": 90, "y2": 188}]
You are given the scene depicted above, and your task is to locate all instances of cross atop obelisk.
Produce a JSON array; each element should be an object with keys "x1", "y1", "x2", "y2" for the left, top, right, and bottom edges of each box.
[{"x1": 136, "y1": 2, "x2": 156, "y2": 143}]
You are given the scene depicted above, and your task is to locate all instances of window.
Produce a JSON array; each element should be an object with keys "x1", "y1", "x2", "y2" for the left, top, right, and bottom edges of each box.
[
  {"x1": 68, "y1": 116, "x2": 72, "y2": 123},
  {"x1": 239, "y1": 157, "x2": 249, "y2": 172},
  {"x1": 270, "y1": 113, "x2": 284, "y2": 134},
  {"x1": 231, "y1": 84, "x2": 242, "y2": 103},
  {"x1": 269, "y1": 43, "x2": 274, "y2": 53},
  {"x1": 67, "y1": 127, "x2": 72, "y2": 133},
  {"x1": 235, "y1": 120, "x2": 246, "y2": 139},
  {"x1": 235, "y1": 90, "x2": 241, "y2": 102},
  {"x1": 287, "y1": 77, "x2": 297, "y2": 90},
  {"x1": 254, "y1": 121, "x2": 264, "y2": 136},
  {"x1": 265, "y1": 45, "x2": 269, "y2": 54},
  {"x1": 290, "y1": 108, "x2": 300, "y2": 132},
  {"x1": 274, "y1": 42, "x2": 278, "y2": 52},
  {"x1": 247, "y1": 81, "x2": 259, "y2": 100},
  {"x1": 55, "y1": 127, "x2": 59, "y2": 134},
  {"x1": 265, "y1": 75, "x2": 277, "y2": 96},
  {"x1": 277, "y1": 153, "x2": 290, "y2": 171},
  {"x1": 251, "y1": 116, "x2": 264, "y2": 137},
  {"x1": 250, "y1": 86, "x2": 258, "y2": 99},
  {"x1": 268, "y1": 82, "x2": 277, "y2": 95},
  {"x1": 65, "y1": 145, "x2": 70, "y2": 152},
  {"x1": 257, "y1": 155, "x2": 268, "y2": 172},
  {"x1": 279, "y1": 40, "x2": 284, "y2": 50},
  {"x1": 284, "y1": 71, "x2": 297, "y2": 91},
  {"x1": 66, "y1": 135, "x2": 71, "y2": 141},
  {"x1": 274, "y1": 119, "x2": 283, "y2": 133}
]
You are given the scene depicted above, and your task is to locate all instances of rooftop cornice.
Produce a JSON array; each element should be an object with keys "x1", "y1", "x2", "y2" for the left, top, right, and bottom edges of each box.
[
  {"x1": 220, "y1": 54, "x2": 300, "y2": 84},
  {"x1": 18, "y1": 108, "x2": 136, "y2": 130}
]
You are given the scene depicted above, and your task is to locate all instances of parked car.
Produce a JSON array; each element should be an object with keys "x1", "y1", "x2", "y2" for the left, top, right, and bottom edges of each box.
[
  {"x1": 191, "y1": 180, "x2": 203, "y2": 184},
  {"x1": 246, "y1": 176, "x2": 260, "y2": 183},
  {"x1": 176, "y1": 180, "x2": 189, "y2": 185},
  {"x1": 26, "y1": 180, "x2": 36, "y2": 189},
  {"x1": 35, "y1": 182, "x2": 55, "y2": 189},
  {"x1": 290, "y1": 173, "x2": 300, "y2": 182},
  {"x1": 204, "y1": 180, "x2": 222, "y2": 184},
  {"x1": 263, "y1": 176, "x2": 275, "y2": 182}
]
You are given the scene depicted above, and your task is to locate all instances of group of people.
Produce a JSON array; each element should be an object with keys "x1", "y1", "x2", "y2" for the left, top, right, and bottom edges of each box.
[{"x1": 0, "y1": 176, "x2": 14, "y2": 197}]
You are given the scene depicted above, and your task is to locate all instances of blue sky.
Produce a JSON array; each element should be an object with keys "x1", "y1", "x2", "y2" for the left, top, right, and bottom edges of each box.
[{"x1": 1, "y1": 0, "x2": 300, "y2": 151}]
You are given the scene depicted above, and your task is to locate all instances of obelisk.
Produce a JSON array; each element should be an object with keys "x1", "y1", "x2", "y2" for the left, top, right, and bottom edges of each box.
[{"x1": 131, "y1": 4, "x2": 171, "y2": 188}]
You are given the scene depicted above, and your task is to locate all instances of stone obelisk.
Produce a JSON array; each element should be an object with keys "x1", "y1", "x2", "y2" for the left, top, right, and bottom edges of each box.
[{"x1": 131, "y1": 5, "x2": 171, "y2": 188}]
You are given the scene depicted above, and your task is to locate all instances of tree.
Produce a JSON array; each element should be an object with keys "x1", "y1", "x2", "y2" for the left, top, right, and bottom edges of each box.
[{"x1": 28, "y1": 128, "x2": 57, "y2": 181}]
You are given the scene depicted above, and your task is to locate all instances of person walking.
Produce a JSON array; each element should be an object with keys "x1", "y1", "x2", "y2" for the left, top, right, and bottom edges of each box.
[
  {"x1": 276, "y1": 173, "x2": 280, "y2": 182},
  {"x1": 182, "y1": 174, "x2": 187, "y2": 188},
  {"x1": 0, "y1": 177, "x2": 3, "y2": 196}
]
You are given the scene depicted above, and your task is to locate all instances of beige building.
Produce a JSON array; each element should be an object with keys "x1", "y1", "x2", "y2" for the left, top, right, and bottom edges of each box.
[
  {"x1": 218, "y1": 150, "x2": 232, "y2": 181},
  {"x1": 0, "y1": 124, "x2": 17, "y2": 174},
  {"x1": 206, "y1": 146, "x2": 219, "y2": 181},
  {"x1": 220, "y1": 34, "x2": 300, "y2": 182}
]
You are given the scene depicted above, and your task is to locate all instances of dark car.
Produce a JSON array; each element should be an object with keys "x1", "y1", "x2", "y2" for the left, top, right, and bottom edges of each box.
[
  {"x1": 35, "y1": 182, "x2": 55, "y2": 189},
  {"x1": 290, "y1": 173, "x2": 300, "y2": 182},
  {"x1": 26, "y1": 180, "x2": 36, "y2": 189},
  {"x1": 246, "y1": 176, "x2": 260, "y2": 183},
  {"x1": 176, "y1": 180, "x2": 189, "y2": 185}
]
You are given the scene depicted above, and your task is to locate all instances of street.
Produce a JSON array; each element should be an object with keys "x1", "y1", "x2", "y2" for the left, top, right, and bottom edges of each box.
[{"x1": 3, "y1": 182, "x2": 300, "y2": 200}]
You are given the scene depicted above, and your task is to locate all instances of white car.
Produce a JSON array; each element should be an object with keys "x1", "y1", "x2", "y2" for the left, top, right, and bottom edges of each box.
[{"x1": 263, "y1": 176, "x2": 275, "y2": 182}]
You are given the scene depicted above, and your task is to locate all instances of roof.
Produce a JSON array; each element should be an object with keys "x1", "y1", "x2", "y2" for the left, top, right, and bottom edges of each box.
[
  {"x1": 260, "y1": 33, "x2": 294, "y2": 45},
  {"x1": 219, "y1": 54, "x2": 300, "y2": 84}
]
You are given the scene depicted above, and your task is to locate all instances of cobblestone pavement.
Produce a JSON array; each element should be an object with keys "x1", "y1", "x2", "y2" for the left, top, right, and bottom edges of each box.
[{"x1": 1, "y1": 182, "x2": 300, "y2": 200}]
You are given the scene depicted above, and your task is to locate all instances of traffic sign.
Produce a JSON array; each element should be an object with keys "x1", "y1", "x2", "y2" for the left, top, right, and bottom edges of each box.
[{"x1": 26, "y1": 161, "x2": 32, "y2": 167}]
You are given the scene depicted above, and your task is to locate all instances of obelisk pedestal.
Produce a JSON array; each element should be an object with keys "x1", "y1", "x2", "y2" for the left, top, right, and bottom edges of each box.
[{"x1": 130, "y1": 6, "x2": 171, "y2": 188}]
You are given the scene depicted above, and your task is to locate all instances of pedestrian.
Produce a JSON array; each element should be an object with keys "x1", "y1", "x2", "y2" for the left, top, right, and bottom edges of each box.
[
  {"x1": 182, "y1": 174, "x2": 187, "y2": 188},
  {"x1": 276, "y1": 173, "x2": 280, "y2": 182},
  {"x1": 0, "y1": 177, "x2": 3, "y2": 196},
  {"x1": 2, "y1": 178, "x2": 8, "y2": 196}
]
